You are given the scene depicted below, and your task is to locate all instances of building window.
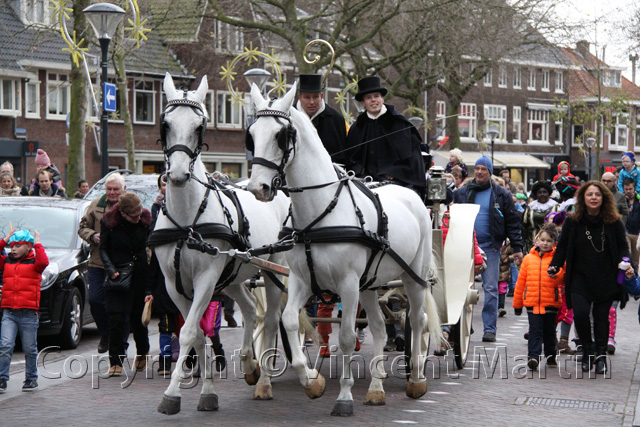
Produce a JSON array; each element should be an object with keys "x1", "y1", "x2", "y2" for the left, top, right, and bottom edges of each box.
[
  {"x1": 0, "y1": 79, "x2": 21, "y2": 116},
  {"x1": 484, "y1": 69, "x2": 492, "y2": 87},
  {"x1": 541, "y1": 70, "x2": 550, "y2": 91},
  {"x1": 513, "y1": 107, "x2": 521, "y2": 142},
  {"x1": 528, "y1": 69, "x2": 536, "y2": 90},
  {"x1": 554, "y1": 119, "x2": 563, "y2": 144},
  {"x1": 610, "y1": 114, "x2": 629, "y2": 149},
  {"x1": 498, "y1": 67, "x2": 507, "y2": 88},
  {"x1": 221, "y1": 162, "x2": 242, "y2": 178},
  {"x1": 216, "y1": 91, "x2": 242, "y2": 128},
  {"x1": 484, "y1": 104, "x2": 507, "y2": 141},
  {"x1": 572, "y1": 124, "x2": 584, "y2": 146},
  {"x1": 214, "y1": 19, "x2": 244, "y2": 53},
  {"x1": 527, "y1": 109, "x2": 549, "y2": 143},
  {"x1": 205, "y1": 90, "x2": 215, "y2": 127},
  {"x1": 21, "y1": 0, "x2": 50, "y2": 26},
  {"x1": 25, "y1": 81, "x2": 39, "y2": 118},
  {"x1": 436, "y1": 100, "x2": 446, "y2": 137},
  {"x1": 458, "y1": 103, "x2": 477, "y2": 140},
  {"x1": 555, "y1": 71, "x2": 564, "y2": 93},
  {"x1": 602, "y1": 70, "x2": 622, "y2": 88},
  {"x1": 513, "y1": 67, "x2": 521, "y2": 89},
  {"x1": 46, "y1": 72, "x2": 70, "y2": 119},
  {"x1": 134, "y1": 80, "x2": 155, "y2": 124}
]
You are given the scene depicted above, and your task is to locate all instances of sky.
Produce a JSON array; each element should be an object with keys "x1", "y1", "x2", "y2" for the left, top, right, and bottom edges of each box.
[{"x1": 553, "y1": 0, "x2": 637, "y2": 79}]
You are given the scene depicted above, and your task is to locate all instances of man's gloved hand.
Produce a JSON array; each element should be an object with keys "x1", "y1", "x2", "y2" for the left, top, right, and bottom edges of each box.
[{"x1": 514, "y1": 308, "x2": 522, "y2": 316}]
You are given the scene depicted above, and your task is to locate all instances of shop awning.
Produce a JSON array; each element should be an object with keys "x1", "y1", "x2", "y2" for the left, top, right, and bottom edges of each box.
[{"x1": 432, "y1": 151, "x2": 550, "y2": 170}]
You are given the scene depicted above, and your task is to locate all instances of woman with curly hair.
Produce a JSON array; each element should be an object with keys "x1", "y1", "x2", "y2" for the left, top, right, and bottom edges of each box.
[
  {"x1": 548, "y1": 181, "x2": 630, "y2": 374},
  {"x1": 521, "y1": 180, "x2": 558, "y2": 253}
]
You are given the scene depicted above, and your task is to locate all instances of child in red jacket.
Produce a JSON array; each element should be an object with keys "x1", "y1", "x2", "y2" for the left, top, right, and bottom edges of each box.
[
  {"x1": 0, "y1": 229, "x2": 49, "y2": 393},
  {"x1": 513, "y1": 223, "x2": 564, "y2": 371}
]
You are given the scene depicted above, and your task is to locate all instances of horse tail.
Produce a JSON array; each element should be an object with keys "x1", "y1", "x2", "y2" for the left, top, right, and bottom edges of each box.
[{"x1": 424, "y1": 288, "x2": 444, "y2": 347}]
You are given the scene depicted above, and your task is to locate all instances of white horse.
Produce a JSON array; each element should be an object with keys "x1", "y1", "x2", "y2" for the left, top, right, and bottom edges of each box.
[
  {"x1": 153, "y1": 73, "x2": 289, "y2": 415},
  {"x1": 246, "y1": 82, "x2": 443, "y2": 416}
]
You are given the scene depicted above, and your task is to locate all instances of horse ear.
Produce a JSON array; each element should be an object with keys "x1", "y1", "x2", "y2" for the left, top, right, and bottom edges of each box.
[
  {"x1": 163, "y1": 72, "x2": 179, "y2": 101},
  {"x1": 194, "y1": 75, "x2": 208, "y2": 103},
  {"x1": 280, "y1": 80, "x2": 297, "y2": 111},
  {"x1": 250, "y1": 83, "x2": 268, "y2": 111}
]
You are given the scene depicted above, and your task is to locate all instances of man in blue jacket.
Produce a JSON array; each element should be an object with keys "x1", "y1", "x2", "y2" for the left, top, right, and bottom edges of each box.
[{"x1": 453, "y1": 156, "x2": 523, "y2": 342}]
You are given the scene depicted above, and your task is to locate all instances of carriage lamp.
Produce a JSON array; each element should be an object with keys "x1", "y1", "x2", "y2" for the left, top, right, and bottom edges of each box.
[
  {"x1": 427, "y1": 166, "x2": 447, "y2": 202},
  {"x1": 83, "y1": 2, "x2": 125, "y2": 177}
]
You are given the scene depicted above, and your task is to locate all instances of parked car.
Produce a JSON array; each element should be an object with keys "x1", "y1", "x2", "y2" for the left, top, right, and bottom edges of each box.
[
  {"x1": 84, "y1": 170, "x2": 160, "y2": 210},
  {"x1": 0, "y1": 197, "x2": 92, "y2": 349}
]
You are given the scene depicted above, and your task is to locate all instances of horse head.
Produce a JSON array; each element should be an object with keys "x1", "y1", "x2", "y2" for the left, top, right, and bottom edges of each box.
[
  {"x1": 246, "y1": 81, "x2": 298, "y2": 201},
  {"x1": 161, "y1": 73, "x2": 209, "y2": 186}
]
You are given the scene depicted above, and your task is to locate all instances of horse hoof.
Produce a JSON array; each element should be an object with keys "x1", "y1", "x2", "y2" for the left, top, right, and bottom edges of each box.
[
  {"x1": 197, "y1": 393, "x2": 219, "y2": 411},
  {"x1": 303, "y1": 374, "x2": 326, "y2": 399},
  {"x1": 244, "y1": 365, "x2": 261, "y2": 386},
  {"x1": 253, "y1": 384, "x2": 273, "y2": 400},
  {"x1": 406, "y1": 379, "x2": 427, "y2": 399},
  {"x1": 331, "y1": 400, "x2": 354, "y2": 417},
  {"x1": 363, "y1": 390, "x2": 386, "y2": 406},
  {"x1": 157, "y1": 394, "x2": 181, "y2": 415}
]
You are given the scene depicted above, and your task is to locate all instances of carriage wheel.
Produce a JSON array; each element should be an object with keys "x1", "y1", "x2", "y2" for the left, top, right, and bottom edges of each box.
[{"x1": 453, "y1": 303, "x2": 474, "y2": 369}]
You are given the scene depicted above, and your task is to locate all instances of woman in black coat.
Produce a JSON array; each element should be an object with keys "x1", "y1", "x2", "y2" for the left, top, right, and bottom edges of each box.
[
  {"x1": 548, "y1": 181, "x2": 629, "y2": 374},
  {"x1": 100, "y1": 193, "x2": 152, "y2": 376}
]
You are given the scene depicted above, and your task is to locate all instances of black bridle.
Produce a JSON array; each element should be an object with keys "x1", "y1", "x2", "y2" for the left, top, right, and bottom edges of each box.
[
  {"x1": 246, "y1": 107, "x2": 297, "y2": 192},
  {"x1": 159, "y1": 97, "x2": 208, "y2": 176}
]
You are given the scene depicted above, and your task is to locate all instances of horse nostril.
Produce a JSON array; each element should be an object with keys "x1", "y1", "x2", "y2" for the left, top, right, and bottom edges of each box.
[{"x1": 261, "y1": 183, "x2": 271, "y2": 195}]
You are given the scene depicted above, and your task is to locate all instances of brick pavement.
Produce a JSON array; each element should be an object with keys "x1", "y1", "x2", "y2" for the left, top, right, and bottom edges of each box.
[{"x1": 1, "y1": 294, "x2": 640, "y2": 426}]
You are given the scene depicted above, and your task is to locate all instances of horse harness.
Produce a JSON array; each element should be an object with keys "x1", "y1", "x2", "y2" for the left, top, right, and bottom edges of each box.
[{"x1": 251, "y1": 107, "x2": 431, "y2": 303}]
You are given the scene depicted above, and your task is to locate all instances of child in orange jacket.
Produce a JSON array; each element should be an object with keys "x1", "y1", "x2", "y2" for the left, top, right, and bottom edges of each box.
[{"x1": 513, "y1": 223, "x2": 564, "y2": 371}]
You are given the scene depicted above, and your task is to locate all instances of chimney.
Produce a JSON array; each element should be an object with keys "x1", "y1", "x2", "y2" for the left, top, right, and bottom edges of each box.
[{"x1": 576, "y1": 40, "x2": 590, "y2": 57}]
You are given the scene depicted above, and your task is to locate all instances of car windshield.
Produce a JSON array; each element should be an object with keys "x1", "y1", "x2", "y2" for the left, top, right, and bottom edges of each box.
[
  {"x1": 85, "y1": 175, "x2": 159, "y2": 211},
  {"x1": 0, "y1": 206, "x2": 76, "y2": 249}
]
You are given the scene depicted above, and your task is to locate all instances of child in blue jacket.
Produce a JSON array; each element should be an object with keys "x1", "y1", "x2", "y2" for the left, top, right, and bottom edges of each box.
[{"x1": 618, "y1": 152, "x2": 640, "y2": 193}]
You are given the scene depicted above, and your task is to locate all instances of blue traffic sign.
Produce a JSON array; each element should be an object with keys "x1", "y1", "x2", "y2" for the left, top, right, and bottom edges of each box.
[{"x1": 103, "y1": 83, "x2": 117, "y2": 112}]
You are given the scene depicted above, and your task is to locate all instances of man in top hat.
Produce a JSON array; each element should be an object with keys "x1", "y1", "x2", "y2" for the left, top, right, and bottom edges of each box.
[
  {"x1": 297, "y1": 74, "x2": 349, "y2": 166},
  {"x1": 345, "y1": 76, "x2": 427, "y2": 196}
]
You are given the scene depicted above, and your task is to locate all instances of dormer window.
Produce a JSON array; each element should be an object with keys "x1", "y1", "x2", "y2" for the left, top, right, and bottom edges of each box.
[
  {"x1": 601, "y1": 70, "x2": 622, "y2": 88},
  {"x1": 21, "y1": 0, "x2": 51, "y2": 26}
]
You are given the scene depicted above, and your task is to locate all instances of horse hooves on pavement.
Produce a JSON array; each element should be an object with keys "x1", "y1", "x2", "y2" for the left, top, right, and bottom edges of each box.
[
  {"x1": 253, "y1": 384, "x2": 273, "y2": 400},
  {"x1": 244, "y1": 365, "x2": 261, "y2": 386},
  {"x1": 363, "y1": 390, "x2": 386, "y2": 406},
  {"x1": 303, "y1": 374, "x2": 326, "y2": 399},
  {"x1": 405, "y1": 379, "x2": 427, "y2": 399},
  {"x1": 196, "y1": 393, "x2": 219, "y2": 411},
  {"x1": 158, "y1": 394, "x2": 181, "y2": 415},
  {"x1": 331, "y1": 400, "x2": 354, "y2": 417}
]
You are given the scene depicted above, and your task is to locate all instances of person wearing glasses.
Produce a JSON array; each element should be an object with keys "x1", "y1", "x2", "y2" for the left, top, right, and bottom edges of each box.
[
  {"x1": 99, "y1": 193, "x2": 152, "y2": 376},
  {"x1": 601, "y1": 172, "x2": 628, "y2": 226}
]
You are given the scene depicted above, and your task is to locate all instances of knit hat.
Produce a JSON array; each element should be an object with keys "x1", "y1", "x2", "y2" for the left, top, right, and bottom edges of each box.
[
  {"x1": 623, "y1": 152, "x2": 636, "y2": 163},
  {"x1": 8, "y1": 230, "x2": 35, "y2": 247},
  {"x1": 475, "y1": 155, "x2": 493, "y2": 174},
  {"x1": 35, "y1": 149, "x2": 51, "y2": 167}
]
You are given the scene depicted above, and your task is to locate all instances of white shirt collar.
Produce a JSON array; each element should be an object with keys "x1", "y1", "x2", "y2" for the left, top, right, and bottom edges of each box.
[{"x1": 366, "y1": 104, "x2": 387, "y2": 120}]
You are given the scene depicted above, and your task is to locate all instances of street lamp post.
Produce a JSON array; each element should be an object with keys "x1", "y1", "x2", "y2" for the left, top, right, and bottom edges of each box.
[
  {"x1": 487, "y1": 126, "x2": 500, "y2": 168},
  {"x1": 586, "y1": 137, "x2": 596, "y2": 180},
  {"x1": 83, "y1": 3, "x2": 125, "y2": 177}
]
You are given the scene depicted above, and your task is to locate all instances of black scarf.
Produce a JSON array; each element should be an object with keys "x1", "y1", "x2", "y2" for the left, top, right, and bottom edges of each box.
[{"x1": 467, "y1": 179, "x2": 491, "y2": 204}]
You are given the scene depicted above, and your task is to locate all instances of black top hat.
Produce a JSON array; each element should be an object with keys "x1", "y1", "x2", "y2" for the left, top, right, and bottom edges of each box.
[
  {"x1": 355, "y1": 76, "x2": 388, "y2": 101},
  {"x1": 298, "y1": 74, "x2": 323, "y2": 93}
]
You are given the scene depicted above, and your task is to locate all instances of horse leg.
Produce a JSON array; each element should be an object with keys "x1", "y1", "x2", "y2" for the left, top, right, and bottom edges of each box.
[
  {"x1": 403, "y1": 281, "x2": 428, "y2": 399},
  {"x1": 331, "y1": 284, "x2": 359, "y2": 417},
  {"x1": 253, "y1": 275, "x2": 283, "y2": 400},
  {"x1": 195, "y1": 329, "x2": 218, "y2": 411},
  {"x1": 282, "y1": 276, "x2": 324, "y2": 397},
  {"x1": 224, "y1": 284, "x2": 260, "y2": 386},
  {"x1": 359, "y1": 290, "x2": 387, "y2": 406},
  {"x1": 158, "y1": 282, "x2": 211, "y2": 415}
]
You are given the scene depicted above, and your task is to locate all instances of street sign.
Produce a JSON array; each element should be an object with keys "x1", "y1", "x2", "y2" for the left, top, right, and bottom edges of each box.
[
  {"x1": 23, "y1": 141, "x2": 39, "y2": 157},
  {"x1": 103, "y1": 83, "x2": 117, "y2": 112}
]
